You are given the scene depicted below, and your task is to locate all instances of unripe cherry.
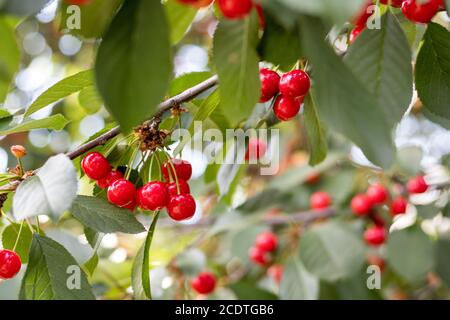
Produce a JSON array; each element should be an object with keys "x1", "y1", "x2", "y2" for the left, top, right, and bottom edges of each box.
[
  {"x1": 366, "y1": 184, "x2": 389, "y2": 205},
  {"x1": 97, "y1": 170, "x2": 123, "y2": 189},
  {"x1": 255, "y1": 231, "x2": 278, "y2": 252},
  {"x1": 391, "y1": 197, "x2": 408, "y2": 215},
  {"x1": 191, "y1": 272, "x2": 216, "y2": 294},
  {"x1": 310, "y1": 191, "x2": 332, "y2": 210},
  {"x1": 351, "y1": 194, "x2": 373, "y2": 216},
  {"x1": 167, "y1": 194, "x2": 196, "y2": 221},
  {"x1": 407, "y1": 175, "x2": 428, "y2": 194},
  {"x1": 279, "y1": 70, "x2": 311, "y2": 98},
  {"x1": 273, "y1": 95, "x2": 302, "y2": 121},
  {"x1": 0, "y1": 250, "x2": 22, "y2": 280},
  {"x1": 259, "y1": 68, "x2": 280, "y2": 103},
  {"x1": 81, "y1": 152, "x2": 111, "y2": 180},
  {"x1": 364, "y1": 226, "x2": 387, "y2": 246},
  {"x1": 107, "y1": 179, "x2": 136, "y2": 207},
  {"x1": 137, "y1": 181, "x2": 169, "y2": 211}
]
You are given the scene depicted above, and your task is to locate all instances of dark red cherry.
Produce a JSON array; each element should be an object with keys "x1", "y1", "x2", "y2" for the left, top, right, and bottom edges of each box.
[
  {"x1": 259, "y1": 68, "x2": 280, "y2": 103},
  {"x1": 391, "y1": 197, "x2": 408, "y2": 216},
  {"x1": 364, "y1": 226, "x2": 387, "y2": 246},
  {"x1": 191, "y1": 272, "x2": 216, "y2": 294},
  {"x1": 351, "y1": 194, "x2": 373, "y2": 216},
  {"x1": 255, "y1": 231, "x2": 278, "y2": 252},
  {"x1": 249, "y1": 246, "x2": 270, "y2": 266},
  {"x1": 162, "y1": 159, "x2": 192, "y2": 182},
  {"x1": 107, "y1": 179, "x2": 136, "y2": 207},
  {"x1": 402, "y1": 0, "x2": 443, "y2": 24},
  {"x1": 167, "y1": 194, "x2": 196, "y2": 221},
  {"x1": 310, "y1": 191, "x2": 332, "y2": 210},
  {"x1": 366, "y1": 184, "x2": 389, "y2": 205},
  {"x1": 97, "y1": 170, "x2": 123, "y2": 189},
  {"x1": 0, "y1": 250, "x2": 21, "y2": 280},
  {"x1": 380, "y1": 0, "x2": 404, "y2": 7},
  {"x1": 407, "y1": 175, "x2": 428, "y2": 194},
  {"x1": 273, "y1": 95, "x2": 302, "y2": 121},
  {"x1": 137, "y1": 181, "x2": 169, "y2": 211},
  {"x1": 279, "y1": 70, "x2": 311, "y2": 98},
  {"x1": 217, "y1": 0, "x2": 253, "y2": 19}
]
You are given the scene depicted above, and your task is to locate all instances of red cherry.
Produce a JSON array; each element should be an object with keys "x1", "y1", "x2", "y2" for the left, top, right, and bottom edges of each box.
[
  {"x1": 81, "y1": 152, "x2": 111, "y2": 180},
  {"x1": 267, "y1": 264, "x2": 283, "y2": 284},
  {"x1": 310, "y1": 191, "x2": 332, "y2": 210},
  {"x1": 351, "y1": 194, "x2": 373, "y2": 216},
  {"x1": 273, "y1": 95, "x2": 302, "y2": 121},
  {"x1": 249, "y1": 246, "x2": 270, "y2": 266},
  {"x1": 192, "y1": 0, "x2": 214, "y2": 8},
  {"x1": 0, "y1": 250, "x2": 21, "y2": 280},
  {"x1": 167, "y1": 179, "x2": 191, "y2": 197},
  {"x1": 402, "y1": 0, "x2": 443, "y2": 24},
  {"x1": 369, "y1": 212, "x2": 386, "y2": 227},
  {"x1": 407, "y1": 175, "x2": 428, "y2": 194},
  {"x1": 177, "y1": 0, "x2": 202, "y2": 4},
  {"x1": 279, "y1": 70, "x2": 311, "y2": 98},
  {"x1": 391, "y1": 197, "x2": 408, "y2": 216},
  {"x1": 366, "y1": 184, "x2": 389, "y2": 205},
  {"x1": 217, "y1": 0, "x2": 253, "y2": 19},
  {"x1": 245, "y1": 138, "x2": 267, "y2": 161},
  {"x1": 353, "y1": 0, "x2": 374, "y2": 27},
  {"x1": 255, "y1": 231, "x2": 278, "y2": 252},
  {"x1": 380, "y1": 0, "x2": 404, "y2": 7},
  {"x1": 137, "y1": 181, "x2": 169, "y2": 211},
  {"x1": 364, "y1": 226, "x2": 387, "y2": 246},
  {"x1": 305, "y1": 172, "x2": 321, "y2": 185},
  {"x1": 107, "y1": 179, "x2": 136, "y2": 207},
  {"x1": 259, "y1": 69, "x2": 280, "y2": 103},
  {"x1": 122, "y1": 200, "x2": 137, "y2": 211},
  {"x1": 255, "y1": 4, "x2": 266, "y2": 29},
  {"x1": 367, "y1": 255, "x2": 386, "y2": 272},
  {"x1": 162, "y1": 159, "x2": 192, "y2": 182},
  {"x1": 349, "y1": 25, "x2": 365, "y2": 43},
  {"x1": 167, "y1": 194, "x2": 196, "y2": 221},
  {"x1": 65, "y1": 0, "x2": 92, "y2": 5},
  {"x1": 97, "y1": 170, "x2": 123, "y2": 189},
  {"x1": 191, "y1": 272, "x2": 216, "y2": 294}
]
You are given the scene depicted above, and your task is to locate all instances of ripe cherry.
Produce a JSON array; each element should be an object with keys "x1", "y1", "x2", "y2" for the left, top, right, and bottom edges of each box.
[
  {"x1": 217, "y1": 0, "x2": 253, "y2": 19},
  {"x1": 259, "y1": 68, "x2": 280, "y2": 103},
  {"x1": 255, "y1": 231, "x2": 278, "y2": 252},
  {"x1": 273, "y1": 95, "x2": 301, "y2": 121},
  {"x1": 367, "y1": 255, "x2": 386, "y2": 272},
  {"x1": 267, "y1": 264, "x2": 283, "y2": 284},
  {"x1": 380, "y1": 0, "x2": 404, "y2": 7},
  {"x1": 249, "y1": 246, "x2": 270, "y2": 266},
  {"x1": 391, "y1": 197, "x2": 408, "y2": 216},
  {"x1": 366, "y1": 184, "x2": 389, "y2": 205},
  {"x1": 402, "y1": 0, "x2": 443, "y2": 24},
  {"x1": 350, "y1": 25, "x2": 365, "y2": 43},
  {"x1": 255, "y1": 4, "x2": 265, "y2": 29},
  {"x1": 305, "y1": 172, "x2": 321, "y2": 185},
  {"x1": 351, "y1": 194, "x2": 373, "y2": 216},
  {"x1": 353, "y1": 0, "x2": 374, "y2": 27},
  {"x1": 0, "y1": 250, "x2": 21, "y2": 280},
  {"x1": 107, "y1": 179, "x2": 136, "y2": 207},
  {"x1": 81, "y1": 152, "x2": 111, "y2": 180},
  {"x1": 364, "y1": 226, "x2": 387, "y2": 246},
  {"x1": 137, "y1": 181, "x2": 169, "y2": 211},
  {"x1": 279, "y1": 70, "x2": 311, "y2": 98},
  {"x1": 407, "y1": 175, "x2": 428, "y2": 194},
  {"x1": 245, "y1": 138, "x2": 267, "y2": 161},
  {"x1": 162, "y1": 159, "x2": 192, "y2": 182},
  {"x1": 167, "y1": 194, "x2": 196, "y2": 221},
  {"x1": 97, "y1": 170, "x2": 123, "y2": 189},
  {"x1": 167, "y1": 179, "x2": 191, "y2": 197},
  {"x1": 191, "y1": 272, "x2": 216, "y2": 294},
  {"x1": 310, "y1": 191, "x2": 332, "y2": 210},
  {"x1": 66, "y1": 0, "x2": 92, "y2": 5}
]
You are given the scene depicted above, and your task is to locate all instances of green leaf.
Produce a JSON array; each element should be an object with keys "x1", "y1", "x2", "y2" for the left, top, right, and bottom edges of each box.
[
  {"x1": 213, "y1": 11, "x2": 260, "y2": 126},
  {"x1": 70, "y1": 195, "x2": 145, "y2": 234},
  {"x1": 300, "y1": 221, "x2": 366, "y2": 282},
  {"x1": 0, "y1": 108, "x2": 12, "y2": 120},
  {"x1": 169, "y1": 71, "x2": 213, "y2": 97},
  {"x1": 436, "y1": 239, "x2": 450, "y2": 287},
  {"x1": 0, "y1": 0, "x2": 50, "y2": 16},
  {"x1": 83, "y1": 253, "x2": 99, "y2": 277},
  {"x1": 229, "y1": 280, "x2": 278, "y2": 300},
  {"x1": 0, "y1": 16, "x2": 20, "y2": 102},
  {"x1": 1, "y1": 222, "x2": 33, "y2": 263},
  {"x1": 165, "y1": 0, "x2": 197, "y2": 44},
  {"x1": 386, "y1": 226, "x2": 435, "y2": 283},
  {"x1": 303, "y1": 92, "x2": 328, "y2": 165},
  {"x1": 25, "y1": 70, "x2": 93, "y2": 117},
  {"x1": 13, "y1": 154, "x2": 78, "y2": 221},
  {"x1": 345, "y1": 12, "x2": 413, "y2": 128},
  {"x1": 299, "y1": 16, "x2": 394, "y2": 168},
  {"x1": 84, "y1": 226, "x2": 99, "y2": 248},
  {"x1": 423, "y1": 108, "x2": 450, "y2": 130},
  {"x1": 0, "y1": 114, "x2": 69, "y2": 135},
  {"x1": 174, "y1": 248, "x2": 206, "y2": 277},
  {"x1": 19, "y1": 234, "x2": 95, "y2": 300},
  {"x1": 95, "y1": 0, "x2": 172, "y2": 133},
  {"x1": 280, "y1": 258, "x2": 319, "y2": 300},
  {"x1": 78, "y1": 85, "x2": 103, "y2": 114},
  {"x1": 416, "y1": 23, "x2": 450, "y2": 120}
]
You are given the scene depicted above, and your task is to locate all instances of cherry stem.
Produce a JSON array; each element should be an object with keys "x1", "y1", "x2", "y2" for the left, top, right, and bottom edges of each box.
[
  {"x1": 12, "y1": 220, "x2": 24, "y2": 252},
  {"x1": 162, "y1": 151, "x2": 180, "y2": 194}
]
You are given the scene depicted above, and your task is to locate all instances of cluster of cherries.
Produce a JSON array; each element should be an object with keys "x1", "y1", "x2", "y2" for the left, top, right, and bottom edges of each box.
[
  {"x1": 259, "y1": 68, "x2": 311, "y2": 122},
  {"x1": 81, "y1": 152, "x2": 197, "y2": 221},
  {"x1": 351, "y1": 0, "x2": 445, "y2": 42}
]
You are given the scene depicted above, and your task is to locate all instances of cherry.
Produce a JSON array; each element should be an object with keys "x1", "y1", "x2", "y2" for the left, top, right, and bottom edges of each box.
[
  {"x1": 310, "y1": 191, "x2": 332, "y2": 210},
  {"x1": 364, "y1": 226, "x2": 386, "y2": 246},
  {"x1": 407, "y1": 175, "x2": 428, "y2": 194},
  {"x1": 249, "y1": 246, "x2": 270, "y2": 266},
  {"x1": 380, "y1": 0, "x2": 404, "y2": 7},
  {"x1": 81, "y1": 152, "x2": 111, "y2": 180},
  {"x1": 167, "y1": 194, "x2": 196, "y2": 221},
  {"x1": 122, "y1": 200, "x2": 137, "y2": 211},
  {"x1": 217, "y1": 0, "x2": 253, "y2": 19},
  {"x1": 255, "y1": 231, "x2": 278, "y2": 252},
  {"x1": 305, "y1": 172, "x2": 321, "y2": 185},
  {"x1": 162, "y1": 159, "x2": 192, "y2": 182},
  {"x1": 97, "y1": 170, "x2": 123, "y2": 189},
  {"x1": 107, "y1": 179, "x2": 136, "y2": 207},
  {"x1": 353, "y1": 0, "x2": 374, "y2": 27},
  {"x1": 137, "y1": 181, "x2": 169, "y2": 211},
  {"x1": 366, "y1": 184, "x2": 389, "y2": 205},
  {"x1": 0, "y1": 250, "x2": 21, "y2": 280},
  {"x1": 402, "y1": 0, "x2": 443, "y2": 24},
  {"x1": 351, "y1": 194, "x2": 373, "y2": 216},
  {"x1": 65, "y1": 0, "x2": 92, "y2": 5},
  {"x1": 369, "y1": 212, "x2": 386, "y2": 227},
  {"x1": 255, "y1": 4, "x2": 265, "y2": 29},
  {"x1": 279, "y1": 70, "x2": 311, "y2": 98},
  {"x1": 167, "y1": 179, "x2": 191, "y2": 197},
  {"x1": 349, "y1": 25, "x2": 365, "y2": 43},
  {"x1": 10, "y1": 145, "x2": 26, "y2": 158},
  {"x1": 245, "y1": 138, "x2": 267, "y2": 161},
  {"x1": 367, "y1": 255, "x2": 386, "y2": 272},
  {"x1": 273, "y1": 95, "x2": 302, "y2": 121},
  {"x1": 391, "y1": 197, "x2": 408, "y2": 216},
  {"x1": 191, "y1": 272, "x2": 216, "y2": 294},
  {"x1": 267, "y1": 264, "x2": 283, "y2": 284},
  {"x1": 259, "y1": 68, "x2": 280, "y2": 103},
  {"x1": 177, "y1": 0, "x2": 202, "y2": 4}
]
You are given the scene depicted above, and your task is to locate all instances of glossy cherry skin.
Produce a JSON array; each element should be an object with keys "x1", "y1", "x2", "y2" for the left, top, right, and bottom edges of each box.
[
  {"x1": 137, "y1": 181, "x2": 169, "y2": 211},
  {"x1": 391, "y1": 197, "x2": 408, "y2": 215},
  {"x1": 273, "y1": 95, "x2": 302, "y2": 121},
  {"x1": 407, "y1": 175, "x2": 429, "y2": 194},
  {"x1": 66, "y1": 0, "x2": 92, "y2": 5},
  {"x1": 364, "y1": 226, "x2": 387, "y2": 246},
  {"x1": 97, "y1": 170, "x2": 123, "y2": 189},
  {"x1": 255, "y1": 231, "x2": 278, "y2": 252},
  {"x1": 402, "y1": 0, "x2": 443, "y2": 24},
  {"x1": 349, "y1": 25, "x2": 365, "y2": 43},
  {"x1": 310, "y1": 191, "x2": 332, "y2": 210},
  {"x1": 191, "y1": 272, "x2": 216, "y2": 294},
  {"x1": 249, "y1": 246, "x2": 270, "y2": 266},
  {"x1": 367, "y1": 184, "x2": 389, "y2": 205},
  {"x1": 245, "y1": 138, "x2": 267, "y2": 161},
  {"x1": 0, "y1": 250, "x2": 22, "y2": 280},
  {"x1": 380, "y1": 0, "x2": 404, "y2": 7},
  {"x1": 267, "y1": 264, "x2": 283, "y2": 284},
  {"x1": 81, "y1": 152, "x2": 111, "y2": 180},
  {"x1": 259, "y1": 69, "x2": 280, "y2": 103},
  {"x1": 351, "y1": 194, "x2": 373, "y2": 216},
  {"x1": 217, "y1": 0, "x2": 253, "y2": 19},
  {"x1": 107, "y1": 179, "x2": 136, "y2": 207},
  {"x1": 162, "y1": 159, "x2": 192, "y2": 182},
  {"x1": 279, "y1": 70, "x2": 311, "y2": 98},
  {"x1": 167, "y1": 179, "x2": 191, "y2": 197},
  {"x1": 167, "y1": 194, "x2": 196, "y2": 221}
]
